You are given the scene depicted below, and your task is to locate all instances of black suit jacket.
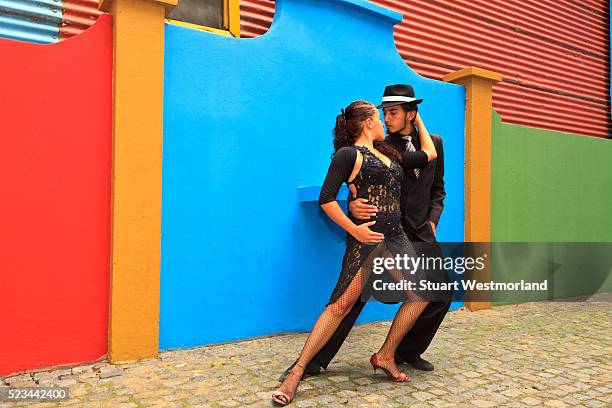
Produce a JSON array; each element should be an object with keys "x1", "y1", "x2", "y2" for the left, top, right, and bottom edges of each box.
[{"x1": 385, "y1": 132, "x2": 446, "y2": 243}]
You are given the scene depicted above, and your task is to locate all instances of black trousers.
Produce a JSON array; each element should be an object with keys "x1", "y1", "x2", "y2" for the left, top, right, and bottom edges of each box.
[{"x1": 313, "y1": 241, "x2": 451, "y2": 368}]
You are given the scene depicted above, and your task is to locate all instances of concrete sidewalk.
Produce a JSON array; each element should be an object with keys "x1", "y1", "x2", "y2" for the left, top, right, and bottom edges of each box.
[{"x1": 2, "y1": 296, "x2": 611, "y2": 407}]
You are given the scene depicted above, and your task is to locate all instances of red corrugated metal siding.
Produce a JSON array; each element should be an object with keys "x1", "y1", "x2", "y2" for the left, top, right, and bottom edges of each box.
[
  {"x1": 241, "y1": 0, "x2": 275, "y2": 38},
  {"x1": 240, "y1": 0, "x2": 611, "y2": 138},
  {"x1": 60, "y1": 0, "x2": 102, "y2": 40}
]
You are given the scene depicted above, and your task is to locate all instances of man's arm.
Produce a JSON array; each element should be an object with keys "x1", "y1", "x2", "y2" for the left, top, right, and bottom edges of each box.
[{"x1": 428, "y1": 135, "x2": 446, "y2": 227}]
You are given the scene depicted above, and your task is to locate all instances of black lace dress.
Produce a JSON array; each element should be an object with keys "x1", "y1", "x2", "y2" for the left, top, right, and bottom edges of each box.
[{"x1": 319, "y1": 145, "x2": 433, "y2": 305}]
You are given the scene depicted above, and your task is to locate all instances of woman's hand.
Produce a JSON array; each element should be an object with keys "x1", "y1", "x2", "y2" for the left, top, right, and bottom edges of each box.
[
  {"x1": 415, "y1": 112, "x2": 423, "y2": 126},
  {"x1": 350, "y1": 221, "x2": 385, "y2": 244},
  {"x1": 320, "y1": 202, "x2": 383, "y2": 244},
  {"x1": 414, "y1": 112, "x2": 437, "y2": 161}
]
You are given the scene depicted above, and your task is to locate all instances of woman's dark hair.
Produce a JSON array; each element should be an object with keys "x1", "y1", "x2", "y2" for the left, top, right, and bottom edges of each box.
[{"x1": 333, "y1": 100, "x2": 401, "y2": 162}]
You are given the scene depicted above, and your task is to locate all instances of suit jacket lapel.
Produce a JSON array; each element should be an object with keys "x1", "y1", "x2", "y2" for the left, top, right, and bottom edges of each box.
[
  {"x1": 405, "y1": 165, "x2": 418, "y2": 182},
  {"x1": 406, "y1": 137, "x2": 420, "y2": 182}
]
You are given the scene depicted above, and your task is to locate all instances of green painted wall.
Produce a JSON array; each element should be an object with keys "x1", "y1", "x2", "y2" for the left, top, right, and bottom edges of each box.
[
  {"x1": 491, "y1": 112, "x2": 612, "y2": 302},
  {"x1": 492, "y1": 112, "x2": 612, "y2": 242}
]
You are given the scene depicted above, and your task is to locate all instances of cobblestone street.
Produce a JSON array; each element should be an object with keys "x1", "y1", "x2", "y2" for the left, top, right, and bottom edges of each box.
[{"x1": 2, "y1": 297, "x2": 611, "y2": 408}]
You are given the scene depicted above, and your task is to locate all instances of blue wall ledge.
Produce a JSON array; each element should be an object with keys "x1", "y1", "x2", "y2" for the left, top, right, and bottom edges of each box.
[{"x1": 298, "y1": 185, "x2": 348, "y2": 203}]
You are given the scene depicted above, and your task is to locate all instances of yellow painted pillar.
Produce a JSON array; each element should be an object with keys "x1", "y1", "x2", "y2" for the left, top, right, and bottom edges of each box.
[
  {"x1": 444, "y1": 67, "x2": 502, "y2": 311},
  {"x1": 226, "y1": 0, "x2": 241, "y2": 37},
  {"x1": 99, "y1": 0, "x2": 176, "y2": 362}
]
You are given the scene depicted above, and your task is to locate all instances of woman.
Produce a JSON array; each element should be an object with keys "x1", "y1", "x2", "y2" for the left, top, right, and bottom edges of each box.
[{"x1": 272, "y1": 101, "x2": 436, "y2": 406}]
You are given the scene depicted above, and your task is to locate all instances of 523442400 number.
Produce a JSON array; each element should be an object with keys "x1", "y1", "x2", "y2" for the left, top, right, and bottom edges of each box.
[{"x1": 1, "y1": 387, "x2": 69, "y2": 401}]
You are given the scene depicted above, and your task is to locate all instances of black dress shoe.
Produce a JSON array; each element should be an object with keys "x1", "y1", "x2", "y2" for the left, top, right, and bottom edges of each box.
[
  {"x1": 278, "y1": 359, "x2": 322, "y2": 382},
  {"x1": 406, "y1": 356, "x2": 434, "y2": 371}
]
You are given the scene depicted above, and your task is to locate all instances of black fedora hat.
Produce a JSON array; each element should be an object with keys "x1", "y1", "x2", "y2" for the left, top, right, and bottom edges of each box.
[{"x1": 376, "y1": 84, "x2": 423, "y2": 109}]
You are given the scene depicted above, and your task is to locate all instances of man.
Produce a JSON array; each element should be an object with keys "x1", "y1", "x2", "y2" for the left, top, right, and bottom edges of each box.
[{"x1": 280, "y1": 84, "x2": 450, "y2": 381}]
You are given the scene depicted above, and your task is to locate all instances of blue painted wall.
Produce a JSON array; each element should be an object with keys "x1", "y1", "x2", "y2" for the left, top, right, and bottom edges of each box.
[{"x1": 161, "y1": 0, "x2": 465, "y2": 350}]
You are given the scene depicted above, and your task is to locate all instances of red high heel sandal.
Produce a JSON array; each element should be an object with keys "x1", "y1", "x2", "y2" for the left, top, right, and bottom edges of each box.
[{"x1": 370, "y1": 353, "x2": 410, "y2": 383}]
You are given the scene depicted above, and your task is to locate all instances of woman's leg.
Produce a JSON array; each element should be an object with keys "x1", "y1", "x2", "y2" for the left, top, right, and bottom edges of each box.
[
  {"x1": 374, "y1": 300, "x2": 429, "y2": 378},
  {"x1": 273, "y1": 271, "x2": 365, "y2": 402}
]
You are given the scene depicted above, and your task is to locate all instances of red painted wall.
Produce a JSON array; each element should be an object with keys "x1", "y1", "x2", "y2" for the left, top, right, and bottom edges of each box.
[{"x1": 0, "y1": 14, "x2": 112, "y2": 376}]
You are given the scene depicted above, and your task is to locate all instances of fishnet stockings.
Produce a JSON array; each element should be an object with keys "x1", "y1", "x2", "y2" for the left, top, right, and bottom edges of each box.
[
  {"x1": 375, "y1": 300, "x2": 429, "y2": 378},
  {"x1": 275, "y1": 267, "x2": 428, "y2": 399},
  {"x1": 275, "y1": 270, "x2": 366, "y2": 400},
  {"x1": 371, "y1": 250, "x2": 429, "y2": 379}
]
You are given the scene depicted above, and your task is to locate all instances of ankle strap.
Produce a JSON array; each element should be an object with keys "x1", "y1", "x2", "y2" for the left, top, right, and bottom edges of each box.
[
  {"x1": 375, "y1": 354, "x2": 395, "y2": 361},
  {"x1": 288, "y1": 363, "x2": 305, "y2": 379}
]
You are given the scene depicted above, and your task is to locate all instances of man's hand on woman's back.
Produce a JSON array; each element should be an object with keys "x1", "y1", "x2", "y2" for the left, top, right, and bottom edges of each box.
[{"x1": 348, "y1": 198, "x2": 378, "y2": 220}]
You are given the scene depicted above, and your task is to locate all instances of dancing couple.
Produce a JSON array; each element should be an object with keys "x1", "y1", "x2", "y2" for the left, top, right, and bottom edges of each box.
[{"x1": 273, "y1": 84, "x2": 450, "y2": 405}]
